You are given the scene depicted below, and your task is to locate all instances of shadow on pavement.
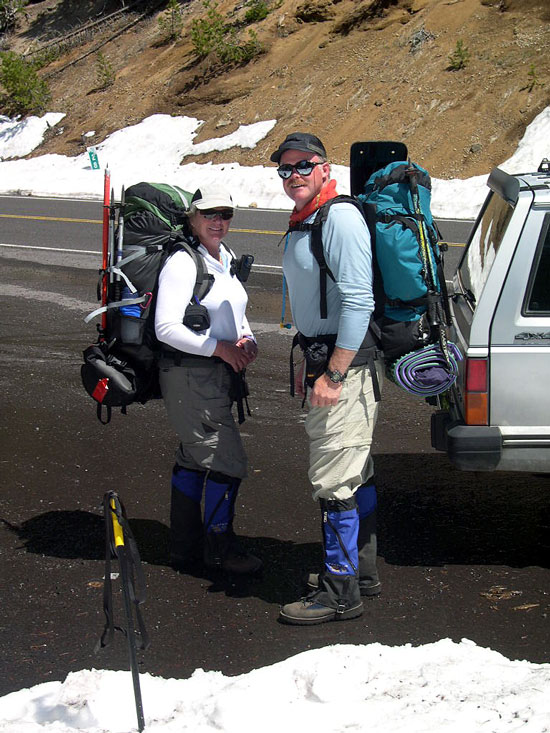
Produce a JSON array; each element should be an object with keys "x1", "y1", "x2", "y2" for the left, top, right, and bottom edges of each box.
[
  {"x1": 4, "y1": 450, "x2": 549, "y2": 585},
  {"x1": 1, "y1": 510, "x2": 322, "y2": 606}
]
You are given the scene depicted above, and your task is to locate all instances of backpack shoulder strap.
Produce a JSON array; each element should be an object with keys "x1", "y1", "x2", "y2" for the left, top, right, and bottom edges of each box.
[
  {"x1": 168, "y1": 237, "x2": 214, "y2": 302},
  {"x1": 304, "y1": 195, "x2": 373, "y2": 320}
]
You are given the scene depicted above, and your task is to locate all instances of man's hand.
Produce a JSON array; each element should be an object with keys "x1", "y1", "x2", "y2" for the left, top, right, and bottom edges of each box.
[
  {"x1": 309, "y1": 372, "x2": 343, "y2": 407},
  {"x1": 308, "y1": 345, "x2": 356, "y2": 407}
]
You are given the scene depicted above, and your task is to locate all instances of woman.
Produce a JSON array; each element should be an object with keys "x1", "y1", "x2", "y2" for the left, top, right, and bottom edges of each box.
[{"x1": 155, "y1": 184, "x2": 261, "y2": 576}]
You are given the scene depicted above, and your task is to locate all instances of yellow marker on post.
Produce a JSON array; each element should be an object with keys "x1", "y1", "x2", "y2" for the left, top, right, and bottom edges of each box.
[
  {"x1": 110, "y1": 497, "x2": 125, "y2": 548},
  {"x1": 100, "y1": 491, "x2": 147, "y2": 732}
]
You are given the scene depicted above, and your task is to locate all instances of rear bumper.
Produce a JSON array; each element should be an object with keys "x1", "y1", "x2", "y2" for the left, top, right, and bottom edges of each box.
[{"x1": 431, "y1": 411, "x2": 502, "y2": 471}]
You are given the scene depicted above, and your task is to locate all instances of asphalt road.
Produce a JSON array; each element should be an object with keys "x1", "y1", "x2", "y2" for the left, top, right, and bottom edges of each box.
[
  {"x1": 0, "y1": 201, "x2": 549, "y2": 700},
  {"x1": 0, "y1": 194, "x2": 471, "y2": 276}
]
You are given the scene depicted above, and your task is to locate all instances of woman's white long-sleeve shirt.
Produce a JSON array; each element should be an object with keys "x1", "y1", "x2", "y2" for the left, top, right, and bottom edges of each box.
[{"x1": 155, "y1": 243, "x2": 253, "y2": 357}]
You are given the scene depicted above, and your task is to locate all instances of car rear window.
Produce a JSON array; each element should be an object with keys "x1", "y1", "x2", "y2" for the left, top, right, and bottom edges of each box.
[
  {"x1": 525, "y1": 214, "x2": 550, "y2": 314},
  {"x1": 458, "y1": 191, "x2": 514, "y2": 304}
]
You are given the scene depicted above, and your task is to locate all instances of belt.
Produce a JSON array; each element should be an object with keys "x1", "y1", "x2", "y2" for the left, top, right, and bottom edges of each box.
[
  {"x1": 159, "y1": 349, "x2": 223, "y2": 367},
  {"x1": 291, "y1": 332, "x2": 381, "y2": 401}
]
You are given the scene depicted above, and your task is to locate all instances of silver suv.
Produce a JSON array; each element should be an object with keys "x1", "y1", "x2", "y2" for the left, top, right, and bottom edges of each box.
[{"x1": 431, "y1": 159, "x2": 550, "y2": 471}]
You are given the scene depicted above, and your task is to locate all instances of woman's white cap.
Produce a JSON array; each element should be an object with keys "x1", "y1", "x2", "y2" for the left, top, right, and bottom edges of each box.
[{"x1": 191, "y1": 185, "x2": 234, "y2": 209}]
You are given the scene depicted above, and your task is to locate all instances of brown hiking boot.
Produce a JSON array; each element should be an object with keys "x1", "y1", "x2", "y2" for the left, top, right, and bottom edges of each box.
[
  {"x1": 280, "y1": 574, "x2": 363, "y2": 625},
  {"x1": 279, "y1": 591, "x2": 363, "y2": 626}
]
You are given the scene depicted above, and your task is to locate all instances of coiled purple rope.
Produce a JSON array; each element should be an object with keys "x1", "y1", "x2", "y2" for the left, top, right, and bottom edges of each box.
[{"x1": 390, "y1": 342, "x2": 462, "y2": 397}]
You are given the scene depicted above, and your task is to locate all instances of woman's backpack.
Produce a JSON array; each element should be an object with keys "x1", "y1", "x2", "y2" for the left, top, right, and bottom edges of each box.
[{"x1": 81, "y1": 181, "x2": 212, "y2": 423}]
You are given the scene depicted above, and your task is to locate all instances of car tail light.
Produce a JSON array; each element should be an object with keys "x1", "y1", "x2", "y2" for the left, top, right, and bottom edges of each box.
[{"x1": 464, "y1": 358, "x2": 488, "y2": 425}]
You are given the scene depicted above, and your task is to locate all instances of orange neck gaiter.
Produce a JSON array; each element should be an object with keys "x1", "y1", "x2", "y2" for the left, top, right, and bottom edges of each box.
[{"x1": 288, "y1": 179, "x2": 339, "y2": 225}]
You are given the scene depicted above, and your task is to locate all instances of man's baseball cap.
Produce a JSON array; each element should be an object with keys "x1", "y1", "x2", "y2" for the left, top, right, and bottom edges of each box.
[
  {"x1": 269, "y1": 132, "x2": 327, "y2": 163},
  {"x1": 191, "y1": 185, "x2": 234, "y2": 210}
]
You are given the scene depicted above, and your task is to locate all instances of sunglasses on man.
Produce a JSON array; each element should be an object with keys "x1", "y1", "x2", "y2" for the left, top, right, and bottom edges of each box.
[
  {"x1": 199, "y1": 209, "x2": 234, "y2": 220},
  {"x1": 277, "y1": 160, "x2": 323, "y2": 179}
]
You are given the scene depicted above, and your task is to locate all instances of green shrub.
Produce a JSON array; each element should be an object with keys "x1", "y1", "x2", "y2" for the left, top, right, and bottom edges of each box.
[
  {"x1": 0, "y1": 50, "x2": 51, "y2": 115},
  {"x1": 0, "y1": 0, "x2": 27, "y2": 34},
  {"x1": 244, "y1": 0, "x2": 269, "y2": 24},
  {"x1": 221, "y1": 28, "x2": 263, "y2": 63},
  {"x1": 95, "y1": 52, "x2": 115, "y2": 89},
  {"x1": 158, "y1": 0, "x2": 184, "y2": 42},
  {"x1": 191, "y1": 1, "x2": 264, "y2": 65},
  {"x1": 525, "y1": 63, "x2": 542, "y2": 93},
  {"x1": 190, "y1": 1, "x2": 226, "y2": 58},
  {"x1": 32, "y1": 46, "x2": 61, "y2": 71},
  {"x1": 447, "y1": 40, "x2": 470, "y2": 71}
]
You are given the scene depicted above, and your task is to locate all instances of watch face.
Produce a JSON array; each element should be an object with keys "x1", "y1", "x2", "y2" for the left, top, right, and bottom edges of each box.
[{"x1": 327, "y1": 369, "x2": 344, "y2": 383}]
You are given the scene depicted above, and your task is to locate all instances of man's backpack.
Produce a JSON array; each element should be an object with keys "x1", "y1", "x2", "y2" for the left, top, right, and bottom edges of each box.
[
  {"x1": 359, "y1": 159, "x2": 450, "y2": 361},
  {"x1": 296, "y1": 150, "x2": 449, "y2": 365},
  {"x1": 81, "y1": 180, "x2": 213, "y2": 423}
]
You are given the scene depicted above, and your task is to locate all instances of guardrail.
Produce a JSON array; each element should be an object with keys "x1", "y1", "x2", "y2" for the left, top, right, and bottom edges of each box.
[
  {"x1": 24, "y1": 3, "x2": 142, "y2": 58},
  {"x1": 23, "y1": 0, "x2": 172, "y2": 79}
]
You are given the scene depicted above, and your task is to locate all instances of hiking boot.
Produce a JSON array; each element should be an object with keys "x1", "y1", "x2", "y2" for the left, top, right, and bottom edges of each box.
[
  {"x1": 204, "y1": 531, "x2": 262, "y2": 575},
  {"x1": 280, "y1": 570, "x2": 363, "y2": 625},
  {"x1": 279, "y1": 590, "x2": 363, "y2": 626},
  {"x1": 305, "y1": 572, "x2": 381, "y2": 598}
]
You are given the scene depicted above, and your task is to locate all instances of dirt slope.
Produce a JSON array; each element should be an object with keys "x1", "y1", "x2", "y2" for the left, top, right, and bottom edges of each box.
[{"x1": 5, "y1": 0, "x2": 550, "y2": 177}]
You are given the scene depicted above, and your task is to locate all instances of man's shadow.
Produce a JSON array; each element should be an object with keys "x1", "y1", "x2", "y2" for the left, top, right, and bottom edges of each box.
[{"x1": 1, "y1": 510, "x2": 319, "y2": 605}]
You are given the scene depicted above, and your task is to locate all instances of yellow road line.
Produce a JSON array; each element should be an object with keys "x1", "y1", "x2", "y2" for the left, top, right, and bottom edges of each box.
[
  {"x1": 0, "y1": 213, "x2": 99, "y2": 224},
  {"x1": 230, "y1": 227, "x2": 286, "y2": 236},
  {"x1": 0, "y1": 214, "x2": 465, "y2": 246},
  {"x1": 0, "y1": 215, "x2": 284, "y2": 236}
]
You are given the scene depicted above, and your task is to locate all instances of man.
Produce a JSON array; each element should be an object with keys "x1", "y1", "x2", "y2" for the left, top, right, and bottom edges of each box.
[{"x1": 271, "y1": 132, "x2": 383, "y2": 625}]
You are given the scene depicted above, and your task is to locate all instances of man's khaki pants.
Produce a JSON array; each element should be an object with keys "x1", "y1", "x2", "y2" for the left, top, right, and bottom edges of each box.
[{"x1": 305, "y1": 361, "x2": 383, "y2": 501}]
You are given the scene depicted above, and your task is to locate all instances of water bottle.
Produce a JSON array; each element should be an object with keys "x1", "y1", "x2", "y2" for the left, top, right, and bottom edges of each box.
[{"x1": 120, "y1": 285, "x2": 141, "y2": 318}]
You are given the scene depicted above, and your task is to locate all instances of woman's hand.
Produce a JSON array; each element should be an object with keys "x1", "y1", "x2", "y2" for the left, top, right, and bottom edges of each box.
[
  {"x1": 236, "y1": 337, "x2": 258, "y2": 364},
  {"x1": 213, "y1": 340, "x2": 254, "y2": 372}
]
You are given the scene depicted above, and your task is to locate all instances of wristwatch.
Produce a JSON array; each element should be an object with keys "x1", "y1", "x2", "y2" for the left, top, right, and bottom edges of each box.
[{"x1": 325, "y1": 367, "x2": 347, "y2": 384}]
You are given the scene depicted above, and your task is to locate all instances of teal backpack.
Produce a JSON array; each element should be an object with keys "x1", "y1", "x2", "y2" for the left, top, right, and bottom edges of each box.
[
  {"x1": 358, "y1": 159, "x2": 450, "y2": 361},
  {"x1": 360, "y1": 160, "x2": 441, "y2": 322},
  {"x1": 291, "y1": 146, "x2": 450, "y2": 365}
]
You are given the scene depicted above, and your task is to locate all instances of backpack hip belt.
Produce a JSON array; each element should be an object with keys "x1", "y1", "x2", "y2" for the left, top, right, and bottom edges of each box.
[
  {"x1": 159, "y1": 348, "x2": 224, "y2": 367},
  {"x1": 290, "y1": 332, "x2": 381, "y2": 402}
]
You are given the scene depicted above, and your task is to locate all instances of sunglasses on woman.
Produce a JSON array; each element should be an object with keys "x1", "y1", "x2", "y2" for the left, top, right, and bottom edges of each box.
[
  {"x1": 277, "y1": 160, "x2": 323, "y2": 179},
  {"x1": 199, "y1": 209, "x2": 234, "y2": 220}
]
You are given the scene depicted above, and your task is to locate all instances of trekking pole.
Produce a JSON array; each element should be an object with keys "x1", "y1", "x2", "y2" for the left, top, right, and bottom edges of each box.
[
  {"x1": 101, "y1": 167, "x2": 111, "y2": 333},
  {"x1": 114, "y1": 185, "x2": 125, "y2": 302},
  {"x1": 280, "y1": 274, "x2": 292, "y2": 329},
  {"x1": 406, "y1": 162, "x2": 436, "y2": 289},
  {"x1": 108, "y1": 187, "x2": 116, "y2": 293},
  {"x1": 97, "y1": 491, "x2": 149, "y2": 733},
  {"x1": 406, "y1": 163, "x2": 451, "y2": 365},
  {"x1": 280, "y1": 233, "x2": 292, "y2": 329}
]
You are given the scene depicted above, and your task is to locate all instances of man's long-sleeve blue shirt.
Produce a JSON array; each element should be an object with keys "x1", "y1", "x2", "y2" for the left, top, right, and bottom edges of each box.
[{"x1": 282, "y1": 201, "x2": 374, "y2": 351}]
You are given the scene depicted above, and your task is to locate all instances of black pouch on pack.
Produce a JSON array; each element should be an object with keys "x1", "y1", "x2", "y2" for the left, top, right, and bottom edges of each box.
[
  {"x1": 81, "y1": 344, "x2": 137, "y2": 422},
  {"x1": 379, "y1": 314, "x2": 431, "y2": 362},
  {"x1": 303, "y1": 342, "x2": 329, "y2": 388},
  {"x1": 183, "y1": 302, "x2": 211, "y2": 332}
]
